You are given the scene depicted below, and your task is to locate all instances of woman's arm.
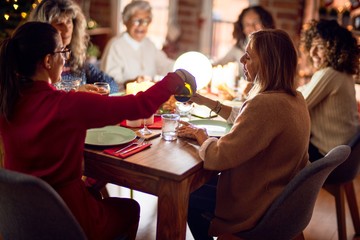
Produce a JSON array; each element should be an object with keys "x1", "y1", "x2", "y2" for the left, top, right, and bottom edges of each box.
[{"x1": 191, "y1": 93, "x2": 232, "y2": 120}]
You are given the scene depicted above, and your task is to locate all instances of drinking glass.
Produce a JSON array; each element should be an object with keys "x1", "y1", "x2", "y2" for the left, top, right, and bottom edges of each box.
[
  {"x1": 57, "y1": 79, "x2": 81, "y2": 92},
  {"x1": 139, "y1": 118, "x2": 152, "y2": 136},
  {"x1": 175, "y1": 101, "x2": 193, "y2": 121},
  {"x1": 94, "y1": 82, "x2": 110, "y2": 96},
  {"x1": 161, "y1": 114, "x2": 180, "y2": 141}
]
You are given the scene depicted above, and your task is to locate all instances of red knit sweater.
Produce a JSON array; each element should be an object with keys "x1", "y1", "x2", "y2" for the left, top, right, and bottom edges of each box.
[{"x1": 0, "y1": 72, "x2": 183, "y2": 239}]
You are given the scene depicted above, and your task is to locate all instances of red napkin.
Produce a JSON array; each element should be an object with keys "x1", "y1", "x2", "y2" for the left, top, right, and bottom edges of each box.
[
  {"x1": 120, "y1": 116, "x2": 162, "y2": 129},
  {"x1": 104, "y1": 143, "x2": 152, "y2": 158}
]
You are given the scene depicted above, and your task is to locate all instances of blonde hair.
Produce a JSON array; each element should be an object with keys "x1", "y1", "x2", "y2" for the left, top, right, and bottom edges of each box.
[
  {"x1": 29, "y1": 0, "x2": 89, "y2": 73},
  {"x1": 249, "y1": 29, "x2": 297, "y2": 97}
]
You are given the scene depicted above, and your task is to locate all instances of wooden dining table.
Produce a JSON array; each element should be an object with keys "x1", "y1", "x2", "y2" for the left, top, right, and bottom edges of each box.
[{"x1": 83, "y1": 129, "x2": 215, "y2": 240}]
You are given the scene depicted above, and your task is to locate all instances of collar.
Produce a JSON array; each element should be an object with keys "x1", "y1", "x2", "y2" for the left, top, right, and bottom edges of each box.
[{"x1": 123, "y1": 32, "x2": 142, "y2": 50}]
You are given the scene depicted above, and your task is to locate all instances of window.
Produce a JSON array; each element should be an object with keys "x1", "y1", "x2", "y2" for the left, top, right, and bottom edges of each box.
[{"x1": 211, "y1": 0, "x2": 249, "y2": 61}]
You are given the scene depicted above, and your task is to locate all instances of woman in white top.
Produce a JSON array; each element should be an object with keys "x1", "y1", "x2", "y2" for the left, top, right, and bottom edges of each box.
[
  {"x1": 100, "y1": 0, "x2": 174, "y2": 90},
  {"x1": 300, "y1": 19, "x2": 359, "y2": 161}
]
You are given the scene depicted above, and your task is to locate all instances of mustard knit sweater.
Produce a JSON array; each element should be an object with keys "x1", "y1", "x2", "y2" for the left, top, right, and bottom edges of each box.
[{"x1": 200, "y1": 91, "x2": 310, "y2": 236}]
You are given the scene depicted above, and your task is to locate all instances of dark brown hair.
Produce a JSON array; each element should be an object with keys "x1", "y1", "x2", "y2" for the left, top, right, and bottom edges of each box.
[
  {"x1": 302, "y1": 19, "x2": 359, "y2": 75},
  {"x1": 234, "y1": 6, "x2": 275, "y2": 51},
  {"x1": 0, "y1": 22, "x2": 58, "y2": 121}
]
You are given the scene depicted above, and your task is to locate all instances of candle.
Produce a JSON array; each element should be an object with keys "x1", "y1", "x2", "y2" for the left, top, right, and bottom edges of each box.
[
  {"x1": 125, "y1": 81, "x2": 155, "y2": 127},
  {"x1": 126, "y1": 81, "x2": 155, "y2": 95}
]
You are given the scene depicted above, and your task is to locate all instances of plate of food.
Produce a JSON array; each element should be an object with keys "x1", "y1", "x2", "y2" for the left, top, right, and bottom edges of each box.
[
  {"x1": 188, "y1": 120, "x2": 232, "y2": 137},
  {"x1": 85, "y1": 126, "x2": 136, "y2": 146}
]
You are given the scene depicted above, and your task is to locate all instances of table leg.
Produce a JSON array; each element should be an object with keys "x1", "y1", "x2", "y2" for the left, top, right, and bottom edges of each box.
[{"x1": 156, "y1": 179, "x2": 190, "y2": 240}]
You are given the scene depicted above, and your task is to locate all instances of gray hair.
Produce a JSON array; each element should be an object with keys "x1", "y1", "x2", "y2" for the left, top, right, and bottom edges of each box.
[{"x1": 122, "y1": 0, "x2": 152, "y2": 23}]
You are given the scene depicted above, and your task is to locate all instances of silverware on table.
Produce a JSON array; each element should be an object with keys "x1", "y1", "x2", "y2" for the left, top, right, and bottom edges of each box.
[{"x1": 114, "y1": 138, "x2": 145, "y2": 153}]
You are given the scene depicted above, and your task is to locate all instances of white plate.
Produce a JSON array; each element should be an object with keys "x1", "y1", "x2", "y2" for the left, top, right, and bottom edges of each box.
[
  {"x1": 85, "y1": 126, "x2": 136, "y2": 146},
  {"x1": 189, "y1": 120, "x2": 232, "y2": 137}
]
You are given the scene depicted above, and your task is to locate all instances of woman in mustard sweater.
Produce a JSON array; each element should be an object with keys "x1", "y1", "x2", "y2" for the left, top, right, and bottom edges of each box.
[{"x1": 178, "y1": 29, "x2": 310, "y2": 239}]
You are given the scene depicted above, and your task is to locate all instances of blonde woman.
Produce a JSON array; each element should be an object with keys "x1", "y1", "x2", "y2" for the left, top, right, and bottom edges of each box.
[
  {"x1": 29, "y1": 0, "x2": 119, "y2": 93},
  {"x1": 178, "y1": 29, "x2": 310, "y2": 239}
]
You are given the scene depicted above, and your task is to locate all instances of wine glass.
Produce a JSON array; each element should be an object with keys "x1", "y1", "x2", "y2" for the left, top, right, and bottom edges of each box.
[
  {"x1": 94, "y1": 82, "x2": 110, "y2": 96},
  {"x1": 175, "y1": 101, "x2": 193, "y2": 121},
  {"x1": 138, "y1": 116, "x2": 153, "y2": 136}
]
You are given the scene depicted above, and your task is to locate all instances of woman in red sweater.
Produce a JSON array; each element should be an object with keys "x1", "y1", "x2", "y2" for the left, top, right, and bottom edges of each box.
[{"x1": 0, "y1": 21, "x2": 195, "y2": 240}]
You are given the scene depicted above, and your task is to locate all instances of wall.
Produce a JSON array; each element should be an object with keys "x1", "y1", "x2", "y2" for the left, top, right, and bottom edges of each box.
[
  {"x1": 260, "y1": 0, "x2": 305, "y2": 46},
  {"x1": 176, "y1": 0, "x2": 203, "y2": 54},
  {"x1": 81, "y1": 0, "x2": 305, "y2": 56},
  {"x1": 174, "y1": 0, "x2": 305, "y2": 55}
]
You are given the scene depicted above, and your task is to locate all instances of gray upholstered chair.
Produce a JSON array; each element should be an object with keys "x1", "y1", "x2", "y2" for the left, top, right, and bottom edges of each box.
[
  {"x1": 232, "y1": 145, "x2": 351, "y2": 240},
  {"x1": 0, "y1": 168, "x2": 87, "y2": 240},
  {"x1": 323, "y1": 131, "x2": 360, "y2": 240}
]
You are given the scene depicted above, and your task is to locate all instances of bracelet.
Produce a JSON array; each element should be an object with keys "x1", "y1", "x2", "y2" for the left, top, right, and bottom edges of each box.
[
  {"x1": 209, "y1": 101, "x2": 222, "y2": 117},
  {"x1": 213, "y1": 101, "x2": 222, "y2": 114}
]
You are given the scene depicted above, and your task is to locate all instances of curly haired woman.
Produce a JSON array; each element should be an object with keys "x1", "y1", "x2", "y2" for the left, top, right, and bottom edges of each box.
[
  {"x1": 300, "y1": 19, "x2": 360, "y2": 161},
  {"x1": 29, "y1": 0, "x2": 119, "y2": 93}
]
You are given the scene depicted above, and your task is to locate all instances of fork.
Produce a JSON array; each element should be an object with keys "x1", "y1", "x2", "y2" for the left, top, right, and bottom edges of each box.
[{"x1": 115, "y1": 138, "x2": 145, "y2": 153}]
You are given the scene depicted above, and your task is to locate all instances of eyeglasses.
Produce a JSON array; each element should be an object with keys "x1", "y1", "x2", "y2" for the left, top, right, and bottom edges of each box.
[
  {"x1": 53, "y1": 48, "x2": 71, "y2": 60},
  {"x1": 131, "y1": 18, "x2": 151, "y2": 27}
]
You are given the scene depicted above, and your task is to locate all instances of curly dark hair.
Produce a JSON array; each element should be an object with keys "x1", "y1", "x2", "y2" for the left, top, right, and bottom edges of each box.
[
  {"x1": 301, "y1": 19, "x2": 359, "y2": 75},
  {"x1": 233, "y1": 6, "x2": 275, "y2": 51}
]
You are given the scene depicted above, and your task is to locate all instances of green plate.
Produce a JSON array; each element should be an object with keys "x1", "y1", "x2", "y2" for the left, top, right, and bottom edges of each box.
[
  {"x1": 85, "y1": 126, "x2": 136, "y2": 146},
  {"x1": 189, "y1": 120, "x2": 232, "y2": 137},
  {"x1": 109, "y1": 92, "x2": 125, "y2": 97}
]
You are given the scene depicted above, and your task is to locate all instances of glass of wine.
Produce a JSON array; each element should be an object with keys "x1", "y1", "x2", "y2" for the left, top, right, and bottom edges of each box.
[{"x1": 94, "y1": 82, "x2": 110, "y2": 96}]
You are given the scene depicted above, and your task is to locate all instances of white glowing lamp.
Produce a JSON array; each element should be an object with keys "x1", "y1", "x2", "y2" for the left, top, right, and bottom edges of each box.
[{"x1": 173, "y1": 51, "x2": 212, "y2": 90}]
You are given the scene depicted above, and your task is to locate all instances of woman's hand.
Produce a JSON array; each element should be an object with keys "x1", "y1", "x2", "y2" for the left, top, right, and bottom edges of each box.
[
  {"x1": 78, "y1": 84, "x2": 101, "y2": 94},
  {"x1": 190, "y1": 93, "x2": 209, "y2": 105},
  {"x1": 177, "y1": 120, "x2": 208, "y2": 145}
]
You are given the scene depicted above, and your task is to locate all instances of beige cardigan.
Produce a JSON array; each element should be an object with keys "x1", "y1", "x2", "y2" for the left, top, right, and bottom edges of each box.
[
  {"x1": 300, "y1": 67, "x2": 359, "y2": 156},
  {"x1": 200, "y1": 91, "x2": 310, "y2": 236}
]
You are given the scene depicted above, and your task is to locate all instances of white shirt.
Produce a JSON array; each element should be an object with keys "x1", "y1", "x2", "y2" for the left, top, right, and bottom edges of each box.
[{"x1": 100, "y1": 32, "x2": 175, "y2": 85}]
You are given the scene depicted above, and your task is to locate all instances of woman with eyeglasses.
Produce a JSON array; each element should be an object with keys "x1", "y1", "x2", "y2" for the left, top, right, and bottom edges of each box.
[
  {"x1": 29, "y1": 0, "x2": 119, "y2": 94},
  {"x1": 0, "y1": 21, "x2": 195, "y2": 240},
  {"x1": 100, "y1": 0, "x2": 175, "y2": 90}
]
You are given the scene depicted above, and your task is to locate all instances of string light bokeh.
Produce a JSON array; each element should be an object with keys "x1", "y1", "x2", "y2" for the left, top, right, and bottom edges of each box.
[{"x1": 0, "y1": 0, "x2": 41, "y2": 41}]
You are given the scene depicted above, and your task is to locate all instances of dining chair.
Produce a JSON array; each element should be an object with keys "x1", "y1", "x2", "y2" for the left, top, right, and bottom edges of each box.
[
  {"x1": 229, "y1": 145, "x2": 351, "y2": 240},
  {"x1": 0, "y1": 136, "x2": 3, "y2": 168},
  {"x1": 0, "y1": 168, "x2": 87, "y2": 240},
  {"x1": 323, "y1": 131, "x2": 360, "y2": 240}
]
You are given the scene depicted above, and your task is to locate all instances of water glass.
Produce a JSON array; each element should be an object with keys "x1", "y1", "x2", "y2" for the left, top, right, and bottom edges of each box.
[
  {"x1": 161, "y1": 114, "x2": 180, "y2": 141},
  {"x1": 57, "y1": 79, "x2": 80, "y2": 92}
]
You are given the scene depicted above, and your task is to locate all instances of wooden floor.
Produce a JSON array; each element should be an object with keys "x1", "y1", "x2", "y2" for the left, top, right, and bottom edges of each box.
[
  {"x1": 303, "y1": 175, "x2": 360, "y2": 240},
  {"x1": 108, "y1": 174, "x2": 360, "y2": 240}
]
